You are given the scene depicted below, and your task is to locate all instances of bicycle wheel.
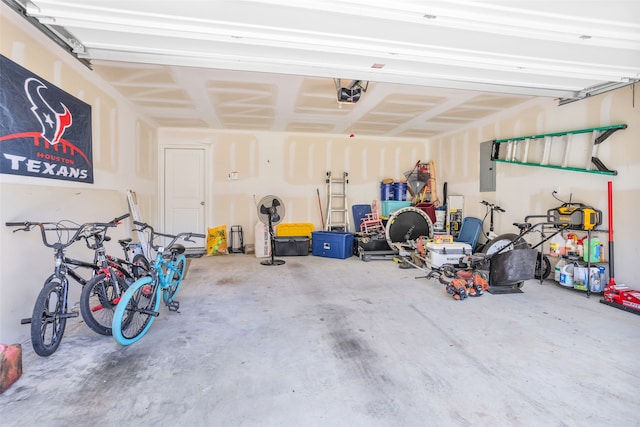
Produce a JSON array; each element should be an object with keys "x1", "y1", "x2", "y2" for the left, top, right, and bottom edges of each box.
[
  {"x1": 80, "y1": 273, "x2": 129, "y2": 336},
  {"x1": 163, "y1": 254, "x2": 186, "y2": 304},
  {"x1": 535, "y1": 253, "x2": 552, "y2": 280},
  {"x1": 131, "y1": 253, "x2": 150, "y2": 279},
  {"x1": 31, "y1": 277, "x2": 67, "y2": 357},
  {"x1": 112, "y1": 276, "x2": 160, "y2": 345}
]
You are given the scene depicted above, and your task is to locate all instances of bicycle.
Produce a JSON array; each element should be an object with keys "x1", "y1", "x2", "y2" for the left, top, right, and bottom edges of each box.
[
  {"x1": 111, "y1": 222, "x2": 205, "y2": 346},
  {"x1": 79, "y1": 220, "x2": 151, "y2": 337},
  {"x1": 475, "y1": 200, "x2": 505, "y2": 252},
  {"x1": 6, "y1": 214, "x2": 138, "y2": 356}
]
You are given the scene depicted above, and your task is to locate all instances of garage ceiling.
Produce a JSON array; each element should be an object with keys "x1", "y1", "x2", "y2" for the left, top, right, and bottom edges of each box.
[{"x1": 10, "y1": 0, "x2": 640, "y2": 138}]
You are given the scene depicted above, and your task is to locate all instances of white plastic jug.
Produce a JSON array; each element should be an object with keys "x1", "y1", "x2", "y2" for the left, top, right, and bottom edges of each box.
[
  {"x1": 559, "y1": 262, "x2": 575, "y2": 287},
  {"x1": 554, "y1": 259, "x2": 566, "y2": 282},
  {"x1": 549, "y1": 233, "x2": 565, "y2": 257}
]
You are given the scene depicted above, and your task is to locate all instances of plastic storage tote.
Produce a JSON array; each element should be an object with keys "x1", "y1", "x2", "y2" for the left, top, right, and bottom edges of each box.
[{"x1": 311, "y1": 231, "x2": 354, "y2": 259}]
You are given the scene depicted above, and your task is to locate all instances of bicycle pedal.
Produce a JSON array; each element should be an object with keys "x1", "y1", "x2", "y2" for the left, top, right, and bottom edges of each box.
[
  {"x1": 20, "y1": 318, "x2": 31, "y2": 324},
  {"x1": 60, "y1": 312, "x2": 79, "y2": 319},
  {"x1": 167, "y1": 301, "x2": 180, "y2": 312}
]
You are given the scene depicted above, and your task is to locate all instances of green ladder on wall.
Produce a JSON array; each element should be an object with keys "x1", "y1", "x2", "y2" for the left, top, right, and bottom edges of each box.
[{"x1": 490, "y1": 124, "x2": 627, "y2": 176}]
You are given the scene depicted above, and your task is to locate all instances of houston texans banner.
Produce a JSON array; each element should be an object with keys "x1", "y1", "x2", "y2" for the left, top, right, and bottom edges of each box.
[{"x1": 0, "y1": 55, "x2": 93, "y2": 183}]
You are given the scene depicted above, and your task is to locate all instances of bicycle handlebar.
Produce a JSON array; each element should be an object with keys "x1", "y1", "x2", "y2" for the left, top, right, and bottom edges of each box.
[
  {"x1": 5, "y1": 222, "x2": 27, "y2": 227},
  {"x1": 133, "y1": 221, "x2": 205, "y2": 250},
  {"x1": 5, "y1": 213, "x2": 131, "y2": 249},
  {"x1": 480, "y1": 200, "x2": 505, "y2": 212}
]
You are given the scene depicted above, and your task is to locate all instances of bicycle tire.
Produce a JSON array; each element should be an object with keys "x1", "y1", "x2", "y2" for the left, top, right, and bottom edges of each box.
[
  {"x1": 131, "y1": 253, "x2": 150, "y2": 279},
  {"x1": 163, "y1": 254, "x2": 186, "y2": 304},
  {"x1": 535, "y1": 253, "x2": 552, "y2": 280},
  {"x1": 80, "y1": 273, "x2": 129, "y2": 336},
  {"x1": 112, "y1": 276, "x2": 160, "y2": 345},
  {"x1": 31, "y1": 277, "x2": 67, "y2": 357}
]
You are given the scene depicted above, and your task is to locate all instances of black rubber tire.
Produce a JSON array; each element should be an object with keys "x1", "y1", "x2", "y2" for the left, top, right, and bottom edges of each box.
[
  {"x1": 163, "y1": 255, "x2": 186, "y2": 304},
  {"x1": 80, "y1": 273, "x2": 129, "y2": 336},
  {"x1": 31, "y1": 278, "x2": 67, "y2": 357},
  {"x1": 481, "y1": 233, "x2": 529, "y2": 255},
  {"x1": 112, "y1": 277, "x2": 159, "y2": 345},
  {"x1": 534, "y1": 253, "x2": 552, "y2": 280},
  {"x1": 131, "y1": 254, "x2": 150, "y2": 279}
]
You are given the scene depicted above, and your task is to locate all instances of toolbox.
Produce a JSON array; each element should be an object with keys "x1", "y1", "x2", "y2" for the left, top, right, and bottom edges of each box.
[{"x1": 424, "y1": 242, "x2": 472, "y2": 268}]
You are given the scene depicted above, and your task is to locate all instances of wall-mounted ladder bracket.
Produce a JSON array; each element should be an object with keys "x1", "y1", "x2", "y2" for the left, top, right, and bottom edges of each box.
[
  {"x1": 325, "y1": 171, "x2": 349, "y2": 232},
  {"x1": 490, "y1": 124, "x2": 627, "y2": 176}
]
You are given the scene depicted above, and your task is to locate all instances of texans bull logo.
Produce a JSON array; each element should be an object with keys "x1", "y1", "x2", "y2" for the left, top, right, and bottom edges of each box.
[{"x1": 25, "y1": 77, "x2": 72, "y2": 145}]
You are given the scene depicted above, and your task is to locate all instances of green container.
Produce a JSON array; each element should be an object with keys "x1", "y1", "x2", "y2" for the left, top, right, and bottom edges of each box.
[{"x1": 583, "y1": 237, "x2": 602, "y2": 263}]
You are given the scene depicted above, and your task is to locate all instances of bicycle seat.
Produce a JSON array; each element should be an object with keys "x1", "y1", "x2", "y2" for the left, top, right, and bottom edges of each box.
[
  {"x1": 171, "y1": 244, "x2": 186, "y2": 255},
  {"x1": 118, "y1": 238, "x2": 133, "y2": 246},
  {"x1": 513, "y1": 222, "x2": 531, "y2": 231}
]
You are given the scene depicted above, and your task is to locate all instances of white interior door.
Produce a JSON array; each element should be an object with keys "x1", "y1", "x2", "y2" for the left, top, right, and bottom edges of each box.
[{"x1": 164, "y1": 147, "x2": 205, "y2": 248}]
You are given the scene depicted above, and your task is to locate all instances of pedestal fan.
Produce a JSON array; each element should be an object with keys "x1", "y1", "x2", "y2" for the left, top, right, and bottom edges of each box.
[{"x1": 257, "y1": 195, "x2": 286, "y2": 266}]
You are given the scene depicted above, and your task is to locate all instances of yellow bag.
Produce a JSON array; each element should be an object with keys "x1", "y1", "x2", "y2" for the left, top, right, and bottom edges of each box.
[{"x1": 206, "y1": 225, "x2": 228, "y2": 255}]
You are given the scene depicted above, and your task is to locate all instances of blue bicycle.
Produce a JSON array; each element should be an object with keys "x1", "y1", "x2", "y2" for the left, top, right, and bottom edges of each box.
[{"x1": 111, "y1": 221, "x2": 204, "y2": 345}]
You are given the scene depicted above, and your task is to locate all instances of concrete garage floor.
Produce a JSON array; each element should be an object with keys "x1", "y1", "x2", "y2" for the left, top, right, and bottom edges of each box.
[{"x1": 1, "y1": 253, "x2": 638, "y2": 427}]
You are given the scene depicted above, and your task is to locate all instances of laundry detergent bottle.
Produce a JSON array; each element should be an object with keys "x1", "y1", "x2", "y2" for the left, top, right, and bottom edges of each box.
[
  {"x1": 559, "y1": 262, "x2": 575, "y2": 287},
  {"x1": 583, "y1": 237, "x2": 601, "y2": 263},
  {"x1": 554, "y1": 258, "x2": 567, "y2": 282}
]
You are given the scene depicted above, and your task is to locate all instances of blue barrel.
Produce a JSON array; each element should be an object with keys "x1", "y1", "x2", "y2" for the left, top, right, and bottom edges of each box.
[
  {"x1": 393, "y1": 182, "x2": 408, "y2": 201},
  {"x1": 380, "y1": 183, "x2": 394, "y2": 201}
]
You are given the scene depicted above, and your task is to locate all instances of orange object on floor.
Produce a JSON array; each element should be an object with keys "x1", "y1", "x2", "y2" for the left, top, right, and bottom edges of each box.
[{"x1": 0, "y1": 343, "x2": 22, "y2": 394}]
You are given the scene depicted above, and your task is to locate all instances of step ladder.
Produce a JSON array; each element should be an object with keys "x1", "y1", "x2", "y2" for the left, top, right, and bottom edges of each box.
[
  {"x1": 325, "y1": 171, "x2": 349, "y2": 232},
  {"x1": 490, "y1": 124, "x2": 626, "y2": 176}
]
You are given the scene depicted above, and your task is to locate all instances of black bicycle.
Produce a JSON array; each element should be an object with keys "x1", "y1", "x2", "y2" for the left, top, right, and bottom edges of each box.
[
  {"x1": 475, "y1": 200, "x2": 505, "y2": 252},
  {"x1": 6, "y1": 214, "x2": 144, "y2": 356},
  {"x1": 79, "y1": 220, "x2": 150, "y2": 337}
]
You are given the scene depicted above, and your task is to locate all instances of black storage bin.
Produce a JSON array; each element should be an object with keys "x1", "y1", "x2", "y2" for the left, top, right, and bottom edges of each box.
[
  {"x1": 353, "y1": 235, "x2": 391, "y2": 255},
  {"x1": 274, "y1": 236, "x2": 310, "y2": 256}
]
